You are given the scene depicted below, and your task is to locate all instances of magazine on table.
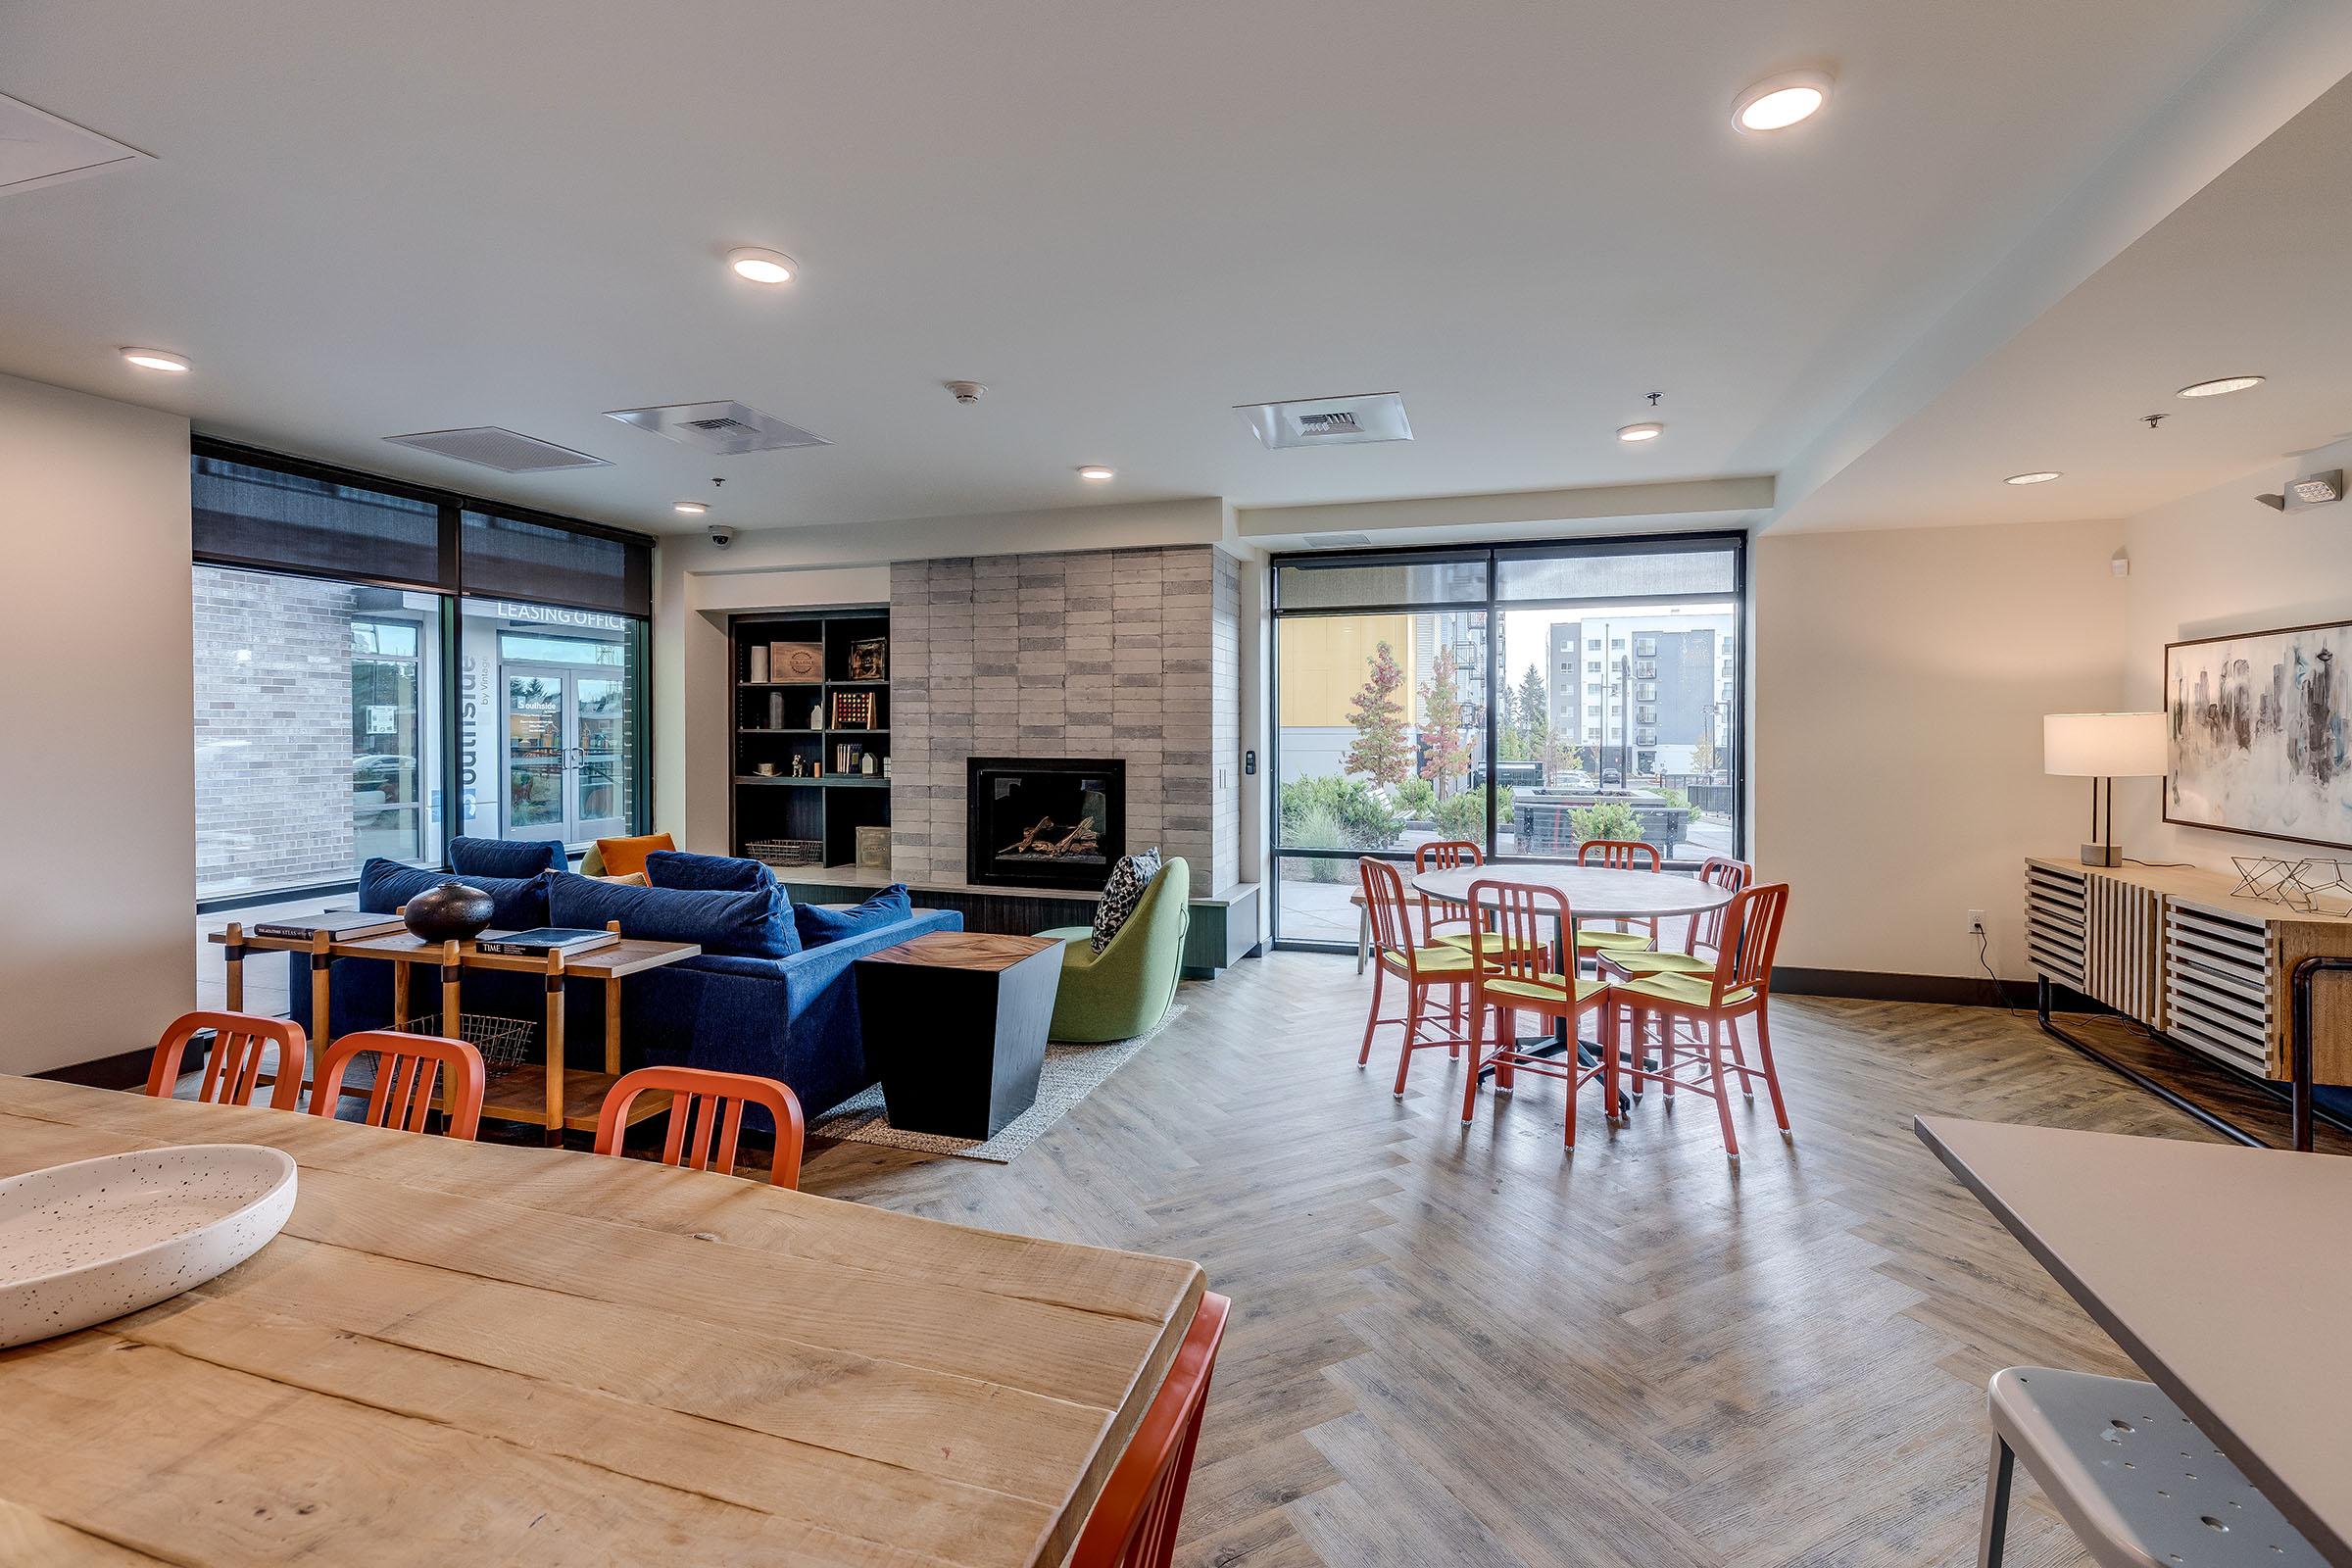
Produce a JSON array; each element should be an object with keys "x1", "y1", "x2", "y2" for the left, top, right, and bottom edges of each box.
[{"x1": 473, "y1": 927, "x2": 620, "y2": 957}]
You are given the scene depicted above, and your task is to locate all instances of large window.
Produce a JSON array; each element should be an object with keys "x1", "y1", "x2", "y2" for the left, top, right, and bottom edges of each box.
[
  {"x1": 1270, "y1": 536, "x2": 1744, "y2": 948},
  {"x1": 192, "y1": 442, "x2": 653, "y2": 904}
]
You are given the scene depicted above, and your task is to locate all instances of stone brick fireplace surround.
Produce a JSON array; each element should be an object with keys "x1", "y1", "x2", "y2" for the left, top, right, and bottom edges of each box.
[{"x1": 887, "y1": 545, "x2": 1241, "y2": 894}]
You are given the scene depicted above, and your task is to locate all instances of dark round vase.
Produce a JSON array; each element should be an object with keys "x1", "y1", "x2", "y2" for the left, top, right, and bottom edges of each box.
[{"x1": 402, "y1": 879, "x2": 495, "y2": 943}]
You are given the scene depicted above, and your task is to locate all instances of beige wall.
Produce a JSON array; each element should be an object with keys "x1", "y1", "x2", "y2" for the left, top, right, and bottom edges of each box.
[
  {"x1": 0, "y1": 374, "x2": 194, "y2": 1072},
  {"x1": 1753, "y1": 517, "x2": 2127, "y2": 981},
  {"x1": 2115, "y1": 435, "x2": 2352, "y2": 864}
]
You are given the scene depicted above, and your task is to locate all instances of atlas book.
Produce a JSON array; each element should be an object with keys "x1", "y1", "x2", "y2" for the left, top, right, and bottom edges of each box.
[
  {"x1": 250, "y1": 910, "x2": 406, "y2": 941},
  {"x1": 473, "y1": 927, "x2": 621, "y2": 957}
]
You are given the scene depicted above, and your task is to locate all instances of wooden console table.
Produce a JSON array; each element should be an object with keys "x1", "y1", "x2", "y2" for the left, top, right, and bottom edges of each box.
[
  {"x1": 212, "y1": 921, "x2": 699, "y2": 1143},
  {"x1": 2023, "y1": 857, "x2": 2352, "y2": 1148}
]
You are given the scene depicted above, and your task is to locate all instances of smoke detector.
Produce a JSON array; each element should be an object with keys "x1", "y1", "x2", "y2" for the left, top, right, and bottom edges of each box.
[
  {"x1": 603, "y1": 400, "x2": 829, "y2": 455},
  {"x1": 1235, "y1": 391, "x2": 1412, "y2": 449},
  {"x1": 946, "y1": 380, "x2": 987, "y2": 404}
]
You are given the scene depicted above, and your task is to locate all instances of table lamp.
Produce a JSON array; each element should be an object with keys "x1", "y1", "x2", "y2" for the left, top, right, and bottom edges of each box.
[{"x1": 2043, "y1": 712, "x2": 2168, "y2": 867}]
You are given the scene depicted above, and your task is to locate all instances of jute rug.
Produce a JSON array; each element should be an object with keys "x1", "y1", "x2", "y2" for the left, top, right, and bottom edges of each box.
[{"x1": 812, "y1": 1005, "x2": 1186, "y2": 1163}]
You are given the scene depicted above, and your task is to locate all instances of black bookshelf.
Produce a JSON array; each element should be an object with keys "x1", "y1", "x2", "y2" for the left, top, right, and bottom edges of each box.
[{"x1": 728, "y1": 608, "x2": 891, "y2": 868}]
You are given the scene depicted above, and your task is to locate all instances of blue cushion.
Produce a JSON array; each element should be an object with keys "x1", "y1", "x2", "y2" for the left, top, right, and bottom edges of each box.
[
  {"x1": 547, "y1": 872, "x2": 800, "y2": 959},
  {"x1": 645, "y1": 850, "x2": 775, "y2": 893},
  {"x1": 359, "y1": 858, "x2": 549, "y2": 931},
  {"x1": 795, "y1": 885, "x2": 914, "y2": 948},
  {"x1": 446, "y1": 836, "x2": 562, "y2": 878}
]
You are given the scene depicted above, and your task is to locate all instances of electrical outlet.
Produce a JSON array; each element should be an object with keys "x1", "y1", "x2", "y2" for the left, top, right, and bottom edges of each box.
[{"x1": 1966, "y1": 909, "x2": 1985, "y2": 936}]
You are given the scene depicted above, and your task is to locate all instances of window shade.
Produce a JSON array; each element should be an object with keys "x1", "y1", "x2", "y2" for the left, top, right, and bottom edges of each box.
[
  {"x1": 1494, "y1": 542, "x2": 1737, "y2": 603},
  {"x1": 192, "y1": 455, "x2": 445, "y2": 589},
  {"x1": 460, "y1": 510, "x2": 651, "y2": 617},
  {"x1": 1274, "y1": 554, "x2": 1487, "y2": 611}
]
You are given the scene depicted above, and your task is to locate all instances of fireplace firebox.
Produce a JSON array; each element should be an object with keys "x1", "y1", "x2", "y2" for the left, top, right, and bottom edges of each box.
[{"x1": 967, "y1": 758, "x2": 1126, "y2": 890}]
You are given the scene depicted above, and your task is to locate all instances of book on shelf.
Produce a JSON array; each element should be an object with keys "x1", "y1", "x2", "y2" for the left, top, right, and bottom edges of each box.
[
  {"x1": 250, "y1": 910, "x2": 406, "y2": 941},
  {"x1": 473, "y1": 927, "x2": 621, "y2": 957}
]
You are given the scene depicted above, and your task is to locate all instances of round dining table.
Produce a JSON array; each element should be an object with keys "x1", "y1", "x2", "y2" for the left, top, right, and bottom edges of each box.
[
  {"x1": 1408, "y1": 861, "x2": 1735, "y2": 922},
  {"x1": 1407, "y1": 860, "x2": 1737, "y2": 1093}
]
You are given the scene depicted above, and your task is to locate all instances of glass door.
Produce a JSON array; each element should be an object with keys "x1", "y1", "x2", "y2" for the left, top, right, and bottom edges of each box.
[
  {"x1": 504, "y1": 666, "x2": 631, "y2": 847},
  {"x1": 572, "y1": 675, "x2": 626, "y2": 842},
  {"x1": 504, "y1": 668, "x2": 568, "y2": 843}
]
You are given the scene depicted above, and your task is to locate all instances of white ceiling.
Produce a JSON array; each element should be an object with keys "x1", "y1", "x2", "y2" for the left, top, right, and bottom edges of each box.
[
  {"x1": 0, "y1": 0, "x2": 2326, "y2": 538},
  {"x1": 1781, "y1": 69, "x2": 2352, "y2": 532}
]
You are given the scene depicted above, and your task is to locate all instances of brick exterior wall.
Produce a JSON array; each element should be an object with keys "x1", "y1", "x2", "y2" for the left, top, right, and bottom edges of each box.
[
  {"x1": 193, "y1": 566, "x2": 357, "y2": 895},
  {"x1": 888, "y1": 544, "x2": 1241, "y2": 892}
]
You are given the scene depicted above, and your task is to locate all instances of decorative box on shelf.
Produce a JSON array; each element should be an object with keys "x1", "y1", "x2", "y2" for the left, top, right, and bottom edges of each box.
[{"x1": 766, "y1": 642, "x2": 823, "y2": 684}]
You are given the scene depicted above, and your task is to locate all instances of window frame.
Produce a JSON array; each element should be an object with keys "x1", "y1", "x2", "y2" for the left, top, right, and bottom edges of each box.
[
  {"x1": 1268, "y1": 530, "x2": 1747, "y2": 953},
  {"x1": 190, "y1": 440, "x2": 657, "y2": 912}
]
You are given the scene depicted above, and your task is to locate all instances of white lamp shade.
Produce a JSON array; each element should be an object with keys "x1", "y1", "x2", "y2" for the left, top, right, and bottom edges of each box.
[{"x1": 2044, "y1": 711, "x2": 2168, "y2": 777}]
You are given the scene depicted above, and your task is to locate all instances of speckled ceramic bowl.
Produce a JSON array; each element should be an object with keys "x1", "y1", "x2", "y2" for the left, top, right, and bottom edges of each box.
[{"x1": 0, "y1": 1144, "x2": 297, "y2": 1349}]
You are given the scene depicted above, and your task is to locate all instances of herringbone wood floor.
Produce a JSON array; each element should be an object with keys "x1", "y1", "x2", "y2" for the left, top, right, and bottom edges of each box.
[{"x1": 801, "y1": 954, "x2": 2298, "y2": 1567}]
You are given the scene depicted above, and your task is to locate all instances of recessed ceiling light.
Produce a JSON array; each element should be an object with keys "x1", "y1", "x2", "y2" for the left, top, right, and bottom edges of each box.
[
  {"x1": 1733, "y1": 70, "x2": 1833, "y2": 133},
  {"x1": 121, "y1": 347, "x2": 189, "y2": 373},
  {"x1": 2005, "y1": 471, "x2": 2063, "y2": 485},
  {"x1": 2176, "y1": 375, "x2": 2264, "y2": 399},
  {"x1": 672, "y1": 501, "x2": 710, "y2": 515},
  {"x1": 1617, "y1": 422, "x2": 1665, "y2": 442},
  {"x1": 726, "y1": 247, "x2": 797, "y2": 285},
  {"x1": 1077, "y1": 465, "x2": 1116, "y2": 481}
]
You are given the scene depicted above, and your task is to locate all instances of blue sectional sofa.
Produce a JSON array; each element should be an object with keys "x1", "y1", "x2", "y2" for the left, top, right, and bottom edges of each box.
[{"x1": 290, "y1": 856, "x2": 957, "y2": 1120}]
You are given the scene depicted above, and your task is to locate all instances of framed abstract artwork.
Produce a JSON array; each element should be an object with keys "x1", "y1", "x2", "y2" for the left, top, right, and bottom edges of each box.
[{"x1": 2165, "y1": 619, "x2": 2352, "y2": 851}]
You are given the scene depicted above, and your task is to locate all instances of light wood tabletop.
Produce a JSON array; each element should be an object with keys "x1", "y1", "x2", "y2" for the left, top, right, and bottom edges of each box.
[
  {"x1": 1411, "y1": 861, "x2": 1736, "y2": 920},
  {"x1": 1916, "y1": 1115, "x2": 2352, "y2": 1567},
  {"x1": 0, "y1": 1075, "x2": 1206, "y2": 1566}
]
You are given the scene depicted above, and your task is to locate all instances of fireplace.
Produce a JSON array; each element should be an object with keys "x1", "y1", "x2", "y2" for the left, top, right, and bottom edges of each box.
[{"x1": 967, "y1": 758, "x2": 1126, "y2": 890}]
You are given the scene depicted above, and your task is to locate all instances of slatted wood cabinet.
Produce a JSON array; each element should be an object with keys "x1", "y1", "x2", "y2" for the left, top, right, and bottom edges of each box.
[{"x1": 2025, "y1": 857, "x2": 2352, "y2": 1086}]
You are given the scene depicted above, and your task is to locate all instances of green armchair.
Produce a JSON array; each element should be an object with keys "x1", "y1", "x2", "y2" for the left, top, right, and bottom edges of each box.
[{"x1": 1038, "y1": 857, "x2": 1192, "y2": 1043}]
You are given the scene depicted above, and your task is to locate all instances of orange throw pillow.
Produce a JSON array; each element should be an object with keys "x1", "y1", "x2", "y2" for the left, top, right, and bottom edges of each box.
[{"x1": 594, "y1": 833, "x2": 674, "y2": 878}]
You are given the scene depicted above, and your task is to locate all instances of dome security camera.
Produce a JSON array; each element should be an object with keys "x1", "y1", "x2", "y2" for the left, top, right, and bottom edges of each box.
[{"x1": 708, "y1": 522, "x2": 736, "y2": 549}]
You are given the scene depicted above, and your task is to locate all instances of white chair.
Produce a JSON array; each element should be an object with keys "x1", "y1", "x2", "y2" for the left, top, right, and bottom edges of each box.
[{"x1": 1979, "y1": 1366, "x2": 2323, "y2": 1566}]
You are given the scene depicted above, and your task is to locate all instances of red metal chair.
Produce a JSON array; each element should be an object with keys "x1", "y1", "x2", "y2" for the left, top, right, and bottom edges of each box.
[
  {"x1": 594, "y1": 1065, "x2": 807, "y2": 1190},
  {"x1": 1460, "y1": 879, "x2": 1614, "y2": 1151},
  {"x1": 144, "y1": 1010, "x2": 307, "y2": 1111},
  {"x1": 1602, "y1": 883, "x2": 1793, "y2": 1162},
  {"x1": 1357, "y1": 858, "x2": 1485, "y2": 1096},
  {"x1": 1599, "y1": 856, "x2": 1753, "y2": 980},
  {"x1": 1071, "y1": 1291, "x2": 1232, "y2": 1568},
  {"x1": 1573, "y1": 838, "x2": 1662, "y2": 958},
  {"x1": 312, "y1": 1029, "x2": 486, "y2": 1139},
  {"x1": 1413, "y1": 839, "x2": 1485, "y2": 947}
]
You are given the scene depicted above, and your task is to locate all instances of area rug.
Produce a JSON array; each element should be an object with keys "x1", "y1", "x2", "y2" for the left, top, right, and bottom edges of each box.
[{"x1": 812, "y1": 1005, "x2": 1186, "y2": 1163}]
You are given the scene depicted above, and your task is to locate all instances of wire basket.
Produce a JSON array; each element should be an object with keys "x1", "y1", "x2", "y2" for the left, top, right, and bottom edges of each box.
[
  {"x1": 397, "y1": 1012, "x2": 539, "y2": 1079},
  {"x1": 746, "y1": 837, "x2": 823, "y2": 867}
]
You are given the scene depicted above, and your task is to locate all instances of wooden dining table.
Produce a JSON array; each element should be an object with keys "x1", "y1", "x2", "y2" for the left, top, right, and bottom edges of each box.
[{"x1": 0, "y1": 1075, "x2": 1206, "y2": 1566}]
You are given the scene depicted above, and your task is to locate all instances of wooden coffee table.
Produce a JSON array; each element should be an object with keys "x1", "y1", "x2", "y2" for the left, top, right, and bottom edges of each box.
[
  {"x1": 855, "y1": 931, "x2": 1065, "y2": 1139},
  {"x1": 211, "y1": 920, "x2": 699, "y2": 1143}
]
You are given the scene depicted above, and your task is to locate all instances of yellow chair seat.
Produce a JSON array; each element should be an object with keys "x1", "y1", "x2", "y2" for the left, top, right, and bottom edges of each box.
[
  {"x1": 1482, "y1": 970, "x2": 1604, "y2": 1007},
  {"x1": 1435, "y1": 930, "x2": 1550, "y2": 960},
  {"x1": 1603, "y1": 949, "x2": 1716, "y2": 976},
  {"x1": 1381, "y1": 943, "x2": 1485, "y2": 977},
  {"x1": 1574, "y1": 927, "x2": 1653, "y2": 953},
  {"x1": 1609, "y1": 971, "x2": 1755, "y2": 1009}
]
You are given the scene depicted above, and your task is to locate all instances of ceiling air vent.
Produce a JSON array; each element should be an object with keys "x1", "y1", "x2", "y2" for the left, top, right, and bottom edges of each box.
[
  {"x1": 1302, "y1": 532, "x2": 1375, "y2": 549},
  {"x1": 0, "y1": 92, "x2": 150, "y2": 197},
  {"x1": 382, "y1": 426, "x2": 611, "y2": 472},
  {"x1": 604, "y1": 400, "x2": 830, "y2": 456},
  {"x1": 1235, "y1": 391, "x2": 1412, "y2": 450}
]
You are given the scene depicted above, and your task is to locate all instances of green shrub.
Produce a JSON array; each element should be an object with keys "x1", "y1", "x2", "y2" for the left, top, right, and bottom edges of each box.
[
  {"x1": 1427, "y1": 785, "x2": 1517, "y2": 843},
  {"x1": 1653, "y1": 787, "x2": 1690, "y2": 810},
  {"x1": 1391, "y1": 777, "x2": 1438, "y2": 818},
  {"x1": 1570, "y1": 800, "x2": 1642, "y2": 844},
  {"x1": 1280, "y1": 775, "x2": 1402, "y2": 852},
  {"x1": 1285, "y1": 805, "x2": 1350, "y2": 880}
]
